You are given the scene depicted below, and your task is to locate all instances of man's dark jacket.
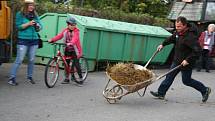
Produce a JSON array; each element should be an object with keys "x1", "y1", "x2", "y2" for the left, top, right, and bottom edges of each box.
[{"x1": 162, "y1": 23, "x2": 201, "y2": 70}]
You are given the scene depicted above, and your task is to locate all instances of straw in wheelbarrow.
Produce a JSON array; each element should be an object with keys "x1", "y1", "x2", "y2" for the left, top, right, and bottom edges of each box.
[{"x1": 106, "y1": 63, "x2": 153, "y2": 85}]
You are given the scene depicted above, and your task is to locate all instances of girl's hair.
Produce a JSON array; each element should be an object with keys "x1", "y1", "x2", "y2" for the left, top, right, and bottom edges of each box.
[{"x1": 21, "y1": 3, "x2": 38, "y2": 17}]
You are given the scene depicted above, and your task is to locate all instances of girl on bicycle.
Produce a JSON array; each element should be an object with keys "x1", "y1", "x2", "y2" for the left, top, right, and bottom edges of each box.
[{"x1": 48, "y1": 15, "x2": 83, "y2": 84}]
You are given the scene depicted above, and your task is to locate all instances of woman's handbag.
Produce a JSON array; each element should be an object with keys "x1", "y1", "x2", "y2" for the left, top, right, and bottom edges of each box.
[{"x1": 38, "y1": 33, "x2": 43, "y2": 48}]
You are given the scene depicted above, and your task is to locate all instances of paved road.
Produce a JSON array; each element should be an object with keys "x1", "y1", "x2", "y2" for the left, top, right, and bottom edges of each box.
[{"x1": 0, "y1": 63, "x2": 215, "y2": 121}]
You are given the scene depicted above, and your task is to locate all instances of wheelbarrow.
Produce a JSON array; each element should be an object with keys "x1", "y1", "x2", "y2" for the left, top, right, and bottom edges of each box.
[{"x1": 102, "y1": 50, "x2": 182, "y2": 104}]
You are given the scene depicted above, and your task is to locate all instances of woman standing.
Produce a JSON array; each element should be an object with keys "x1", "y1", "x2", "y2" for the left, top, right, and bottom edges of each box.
[
  {"x1": 8, "y1": 0, "x2": 42, "y2": 86},
  {"x1": 196, "y1": 24, "x2": 215, "y2": 73}
]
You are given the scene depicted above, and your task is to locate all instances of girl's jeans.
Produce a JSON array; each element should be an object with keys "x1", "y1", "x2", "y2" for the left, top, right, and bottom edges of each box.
[{"x1": 10, "y1": 44, "x2": 38, "y2": 79}]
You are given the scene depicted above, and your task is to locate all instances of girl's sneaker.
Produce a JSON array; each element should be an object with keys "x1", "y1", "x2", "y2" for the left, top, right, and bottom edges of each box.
[
  {"x1": 27, "y1": 77, "x2": 36, "y2": 84},
  {"x1": 74, "y1": 80, "x2": 83, "y2": 86},
  {"x1": 61, "y1": 79, "x2": 70, "y2": 84}
]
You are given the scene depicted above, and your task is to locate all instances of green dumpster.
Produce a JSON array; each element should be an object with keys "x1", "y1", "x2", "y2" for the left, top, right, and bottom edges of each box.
[{"x1": 36, "y1": 13, "x2": 172, "y2": 71}]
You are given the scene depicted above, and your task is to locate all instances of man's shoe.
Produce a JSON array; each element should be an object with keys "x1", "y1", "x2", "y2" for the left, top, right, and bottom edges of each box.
[
  {"x1": 206, "y1": 70, "x2": 210, "y2": 73},
  {"x1": 150, "y1": 91, "x2": 165, "y2": 100},
  {"x1": 202, "y1": 87, "x2": 211, "y2": 103},
  {"x1": 61, "y1": 79, "x2": 70, "y2": 84},
  {"x1": 8, "y1": 78, "x2": 18, "y2": 86},
  {"x1": 27, "y1": 77, "x2": 36, "y2": 84}
]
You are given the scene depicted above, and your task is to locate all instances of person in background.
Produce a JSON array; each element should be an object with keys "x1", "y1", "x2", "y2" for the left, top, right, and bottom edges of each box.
[
  {"x1": 196, "y1": 24, "x2": 215, "y2": 73},
  {"x1": 8, "y1": 0, "x2": 42, "y2": 86},
  {"x1": 150, "y1": 16, "x2": 211, "y2": 103},
  {"x1": 48, "y1": 16, "x2": 83, "y2": 85}
]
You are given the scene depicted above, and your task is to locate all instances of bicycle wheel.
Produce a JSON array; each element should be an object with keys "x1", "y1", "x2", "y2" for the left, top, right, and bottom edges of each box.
[
  {"x1": 73, "y1": 57, "x2": 88, "y2": 82},
  {"x1": 45, "y1": 58, "x2": 59, "y2": 88}
]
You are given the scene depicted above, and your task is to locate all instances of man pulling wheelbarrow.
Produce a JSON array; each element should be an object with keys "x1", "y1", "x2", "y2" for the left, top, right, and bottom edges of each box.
[{"x1": 150, "y1": 16, "x2": 211, "y2": 103}]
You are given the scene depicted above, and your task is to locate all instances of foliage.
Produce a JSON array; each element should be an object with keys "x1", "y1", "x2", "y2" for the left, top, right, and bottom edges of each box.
[
  {"x1": 33, "y1": 0, "x2": 171, "y2": 27},
  {"x1": 8, "y1": 0, "x2": 172, "y2": 27},
  {"x1": 7, "y1": 0, "x2": 172, "y2": 54}
]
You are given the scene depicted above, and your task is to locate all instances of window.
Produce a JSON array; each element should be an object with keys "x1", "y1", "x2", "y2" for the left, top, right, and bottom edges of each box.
[
  {"x1": 204, "y1": 2, "x2": 215, "y2": 21},
  {"x1": 176, "y1": 0, "x2": 203, "y2": 2},
  {"x1": 182, "y1": 0, "x2": 192, "y2": 2}
]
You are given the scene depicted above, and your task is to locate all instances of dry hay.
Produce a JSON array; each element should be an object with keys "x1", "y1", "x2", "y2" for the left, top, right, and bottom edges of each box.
[{"x1": 106, "y1": 63, "x2": 153, "y2": 85}]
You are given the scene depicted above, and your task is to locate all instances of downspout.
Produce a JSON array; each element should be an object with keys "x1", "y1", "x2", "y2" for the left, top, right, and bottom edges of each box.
[
  {"x1": 201, "y1": 0, "x2": 207, "y2": 22},
  {"x1": 10, "y1": 2, "x2": 14, "y2": 59},
  {"x1": 178, "y1": 2, "x2": 187, "y2": 17}
]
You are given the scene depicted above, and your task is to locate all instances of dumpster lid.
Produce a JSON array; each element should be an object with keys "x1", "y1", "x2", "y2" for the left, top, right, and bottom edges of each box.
[
  {"x1": 70, "y1": 14, "x2": 171, "y2": 37},
  {"x1": 40, "y1": 13, "x2": 171, "y2": 37}
]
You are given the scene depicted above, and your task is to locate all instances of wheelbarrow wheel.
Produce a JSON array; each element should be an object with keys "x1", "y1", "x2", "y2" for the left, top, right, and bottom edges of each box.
[
  {"x1": 103, "y1": 85, "x2": 124, "y2": 103},
  {"x1": 106, "y1": 98, "x2": 118, "y2": 104},
  {"x1": 103, "y1": 88, "x2": 118, "y2": 104},
  {"x1": 110, "y1": 85, "x2": 123, "y2": 97}
]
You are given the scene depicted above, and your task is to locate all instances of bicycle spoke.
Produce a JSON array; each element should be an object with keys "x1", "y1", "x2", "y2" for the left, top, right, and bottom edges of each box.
[
  {"x1": 45, "y1": 58, "x2": 59, "y2": 88},
  {"x1": 73, "y1": 57, "x2": 88, "y2": 82}
]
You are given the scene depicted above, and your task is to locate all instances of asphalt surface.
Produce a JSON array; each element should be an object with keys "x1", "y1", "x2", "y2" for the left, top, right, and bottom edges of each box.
[{"x1": 0, "y1": 63, "x2": 215, "y2": 121}]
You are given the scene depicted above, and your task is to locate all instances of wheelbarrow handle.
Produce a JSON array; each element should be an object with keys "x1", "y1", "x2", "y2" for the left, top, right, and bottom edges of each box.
[
  {"x1": 144, "y1": 50, "x2": 159, "y2": 69},
  {"x1": 144, "y1": 50, "x2": 159, "y2": 68},
  {"x1": 156, "y1": 65, "x2": 182, "y2": 80}
]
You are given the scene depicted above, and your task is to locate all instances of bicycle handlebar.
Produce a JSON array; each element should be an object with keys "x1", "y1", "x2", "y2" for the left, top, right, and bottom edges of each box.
[
  {"x1": 48, "y1": 42, "x2": 85, "y2": 58},
  {"x1": 49, "y1": 42, "x2": 66, "y2": 46},
  {"x1": 49, "y1": 42, "x2": 66, "y2": 51}
]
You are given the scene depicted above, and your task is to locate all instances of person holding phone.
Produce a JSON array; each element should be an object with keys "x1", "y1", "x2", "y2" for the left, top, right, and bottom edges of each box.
[{"x1": 8, "y1": 0, "x2": 42, "y2": 86}]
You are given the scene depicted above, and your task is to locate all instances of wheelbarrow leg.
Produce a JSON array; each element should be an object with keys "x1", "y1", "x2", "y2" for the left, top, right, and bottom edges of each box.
[
  {"x1": 103, "y1": 79, "x2": 111, "y2": 91},
  {"x1": 137, "y1": 86, "x2": 148, "y2": 97}
]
